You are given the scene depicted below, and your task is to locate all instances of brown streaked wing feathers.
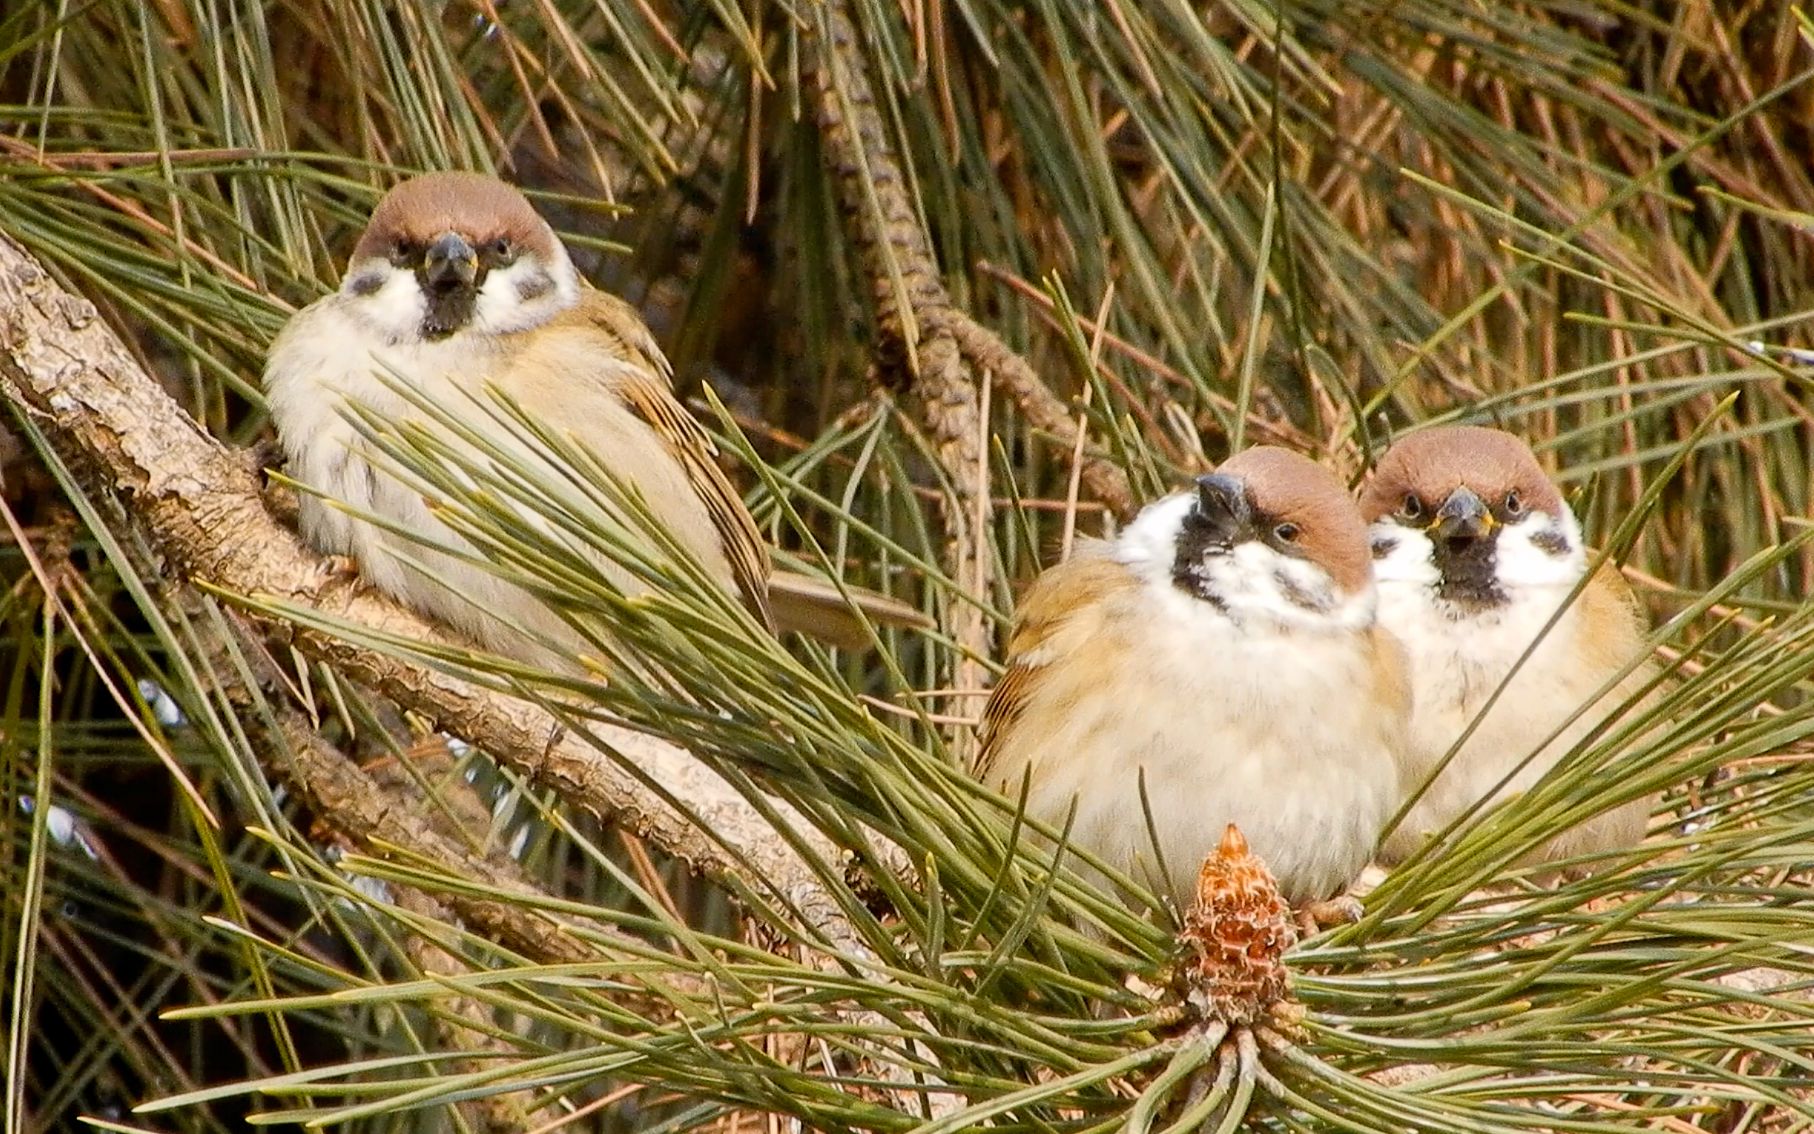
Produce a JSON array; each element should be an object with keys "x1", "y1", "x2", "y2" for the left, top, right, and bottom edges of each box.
[
  {"x1": 973, "y1": 547, "x2": 1135, "y2": 780},
  {"x1": 974, "y1": 662, "x2": 1038, "y2": 784},
  {"x1": 568, "y1": 291, "x2": 775, "y2": 631}
]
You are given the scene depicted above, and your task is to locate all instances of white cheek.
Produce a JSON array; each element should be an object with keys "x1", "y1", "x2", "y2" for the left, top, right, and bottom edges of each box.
[
  {"x1": 1111, "y1": 493, "x2": 1196, "y2": 585},
  {"x1": 1206, "y1": 541, "x2": 1375, "y2": 633},
  {"x1": 1370, "y1": 523, "x2": 1440, "y2": 586},
  {"x1": 1221, "y1": 541, "x2": 1285, "y2": 591},
  {"x1": 1114, "y1": 496, "x2": 1373, "y2": 632},
  {"x1": 471, "y1": 248, "x2": 580, "y2": 335},
  {"x1": 1495, "y1": 510, "x2": 1586, "y2": 590},
  {"x1": 341, "y1": 267, "x2": 426, "y2": 342}
]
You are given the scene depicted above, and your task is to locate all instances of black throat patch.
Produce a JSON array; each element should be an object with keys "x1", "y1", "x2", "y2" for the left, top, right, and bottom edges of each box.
[
  {"x1": 417, "y1": 271, "x2": 487, "y2": 339},
  {"x1": 1433, "y1": 532, "x2": 1506, "y2": 609},
  {"x1": 1169, "y1": 509, "x2": 1233, "y2": 611}
]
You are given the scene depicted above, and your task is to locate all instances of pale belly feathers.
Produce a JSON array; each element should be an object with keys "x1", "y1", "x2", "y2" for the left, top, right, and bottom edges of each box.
[{"x1": 1003, "y1": 584, "x2": 1401, "y2": 909}]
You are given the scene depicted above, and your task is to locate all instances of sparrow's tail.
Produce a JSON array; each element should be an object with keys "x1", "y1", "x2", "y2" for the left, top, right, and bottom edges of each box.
[{"x1": 766, "y1": 570, "x2": 931, "y2": 650}]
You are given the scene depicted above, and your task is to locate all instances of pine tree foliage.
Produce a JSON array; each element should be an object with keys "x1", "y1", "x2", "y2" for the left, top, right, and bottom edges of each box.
[{"x1": 2, "y1": 2, "x2": 1813, "y2": 1131}]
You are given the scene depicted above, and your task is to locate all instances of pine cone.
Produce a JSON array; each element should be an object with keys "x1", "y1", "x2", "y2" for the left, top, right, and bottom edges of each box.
[{"x1": 1178, "y1": 824, "x2": 1298, "y2": 1025}]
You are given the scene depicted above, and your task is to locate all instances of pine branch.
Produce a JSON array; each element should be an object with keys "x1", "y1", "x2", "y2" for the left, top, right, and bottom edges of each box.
[
  {"x1": 0, "y1": 229, "x2": 970, "y2": 1121},
  {"x1": 807, "y1": 1, "x2": 1136, "y2": 520},
  {"x1": 234, "y1": 644, "x2": 657, "y2": 974},
  {"x1": 807, "y1": 0, "x2": 1140, "y2": 746}
]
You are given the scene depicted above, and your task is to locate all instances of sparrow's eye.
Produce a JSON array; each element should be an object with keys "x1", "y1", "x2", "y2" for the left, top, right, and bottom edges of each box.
[
  {"x1": 1273, "y1": 522, "x2": 1301, "y2": 544},
  {"x1": 1400, "y1": 494, "x2": 1423, "y2": 521},
  {"x1": 390, "y1": 238, "x2": 422, "y2": 264},
  {"x1": 482, "y1": 237, "x2": 516, "y2": 265},
  {"x1": 1504, "y1": 490, "x2": 1524, "y2": 517}
]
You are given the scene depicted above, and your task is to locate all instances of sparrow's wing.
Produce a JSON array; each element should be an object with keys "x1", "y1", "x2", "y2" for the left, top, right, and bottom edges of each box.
[
  {"x1": 1581, "y1": 556, "x2": 1653, "y2": 674},
  {"x1": 975, "y1": 665, "x2": 1035, "y2": 784},
  {"x1": 568, "y1": 292, "x2": 775, "y2": 631},
  {"x1": 765, "y1": 569, "x2": 932, "y2": 649},
  {"x1": 1587, "y1": 556, "x2": 1644, "y2": 618},
  {"x1": 1367, "y1": 624, "x2": 1413, "y2": 723},
  {"x1": 574, "y1": 293, "x2": 937, "y2": 648},
  {"x1": 974, "y1": 545, "x2": 1132, "y2": 782}
]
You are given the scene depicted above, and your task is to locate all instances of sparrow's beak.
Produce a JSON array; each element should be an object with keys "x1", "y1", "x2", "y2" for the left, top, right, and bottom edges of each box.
[
  {"x1": 423, "y1": 232, "x2": 479, "y2": 293},
  {"x1": 1430, "y1": 486, "x2": 1494, "y2": 550},
  {"x1": 1194, "y1": 472, "x2": 1251, "y2": 528}
]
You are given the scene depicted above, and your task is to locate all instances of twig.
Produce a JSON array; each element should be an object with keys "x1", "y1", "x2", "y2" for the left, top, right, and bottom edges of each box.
[
  {"x1": 806, "y1": 6, "x2": 1136, "y2": 522},
  {"x1": 977, "y1": 260, "x2": 1312, "y2": 453},
  {"x1": 0, "y1": 139, "x2": 270, "y2": 296},
  {"x1": 250, "y1": 660, "x2": 671, "y2": 973},
  {"x1": 0, "y1": 139, "x2": 258, "y2": 168},
  {"x1": 392, "y1": 885, "x2": 539, "y2": 1132},
  {"x1": 945, "y1": 308, "x2": 1138, "y2": 515},
  {"x1": 807, "y1": 0, "x2": 994, "y2": 695}
]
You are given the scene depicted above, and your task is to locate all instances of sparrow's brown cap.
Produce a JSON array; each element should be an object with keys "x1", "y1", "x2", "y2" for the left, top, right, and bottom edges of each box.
[
  {"x1": 1215, "y1": 445, "x2": 1370, "y2": 595},
  {"x1": 1359, "y1": 425, "x2": 1563, "y2": 523},
  {"x1": 351, "y1": 172, "x2": 557, "y2": 265}
]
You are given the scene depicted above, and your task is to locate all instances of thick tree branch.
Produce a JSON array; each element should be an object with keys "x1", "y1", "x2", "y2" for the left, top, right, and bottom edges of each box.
[
  {"x1": 258, "y1": 678, "x2": 642, "y2": 970},
  {"x1": 0, "y1": 231, "x2": 864, "y2": 955},
  {"x1": 73, "y1": 465, "x2": 714, "y2": 997}
]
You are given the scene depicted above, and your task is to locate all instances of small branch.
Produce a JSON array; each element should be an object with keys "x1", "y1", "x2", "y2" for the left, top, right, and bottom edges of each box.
[
  {"x1": 0, "y1": 230, "x2": 865, "y2": 957},
  {"x1": 0, "y1": 138, "x2": 259, "y2": 168},
  {"x1": 805, "y1": 2, "x2": 1135, "y2": 521},
  {"x1": 944, "y1": 312, "x2": 1136, "y2": 514},
  {"x1": 264, "y1": 683, "x2": 640, "y2": 970},
  {"x1": 392, "y1": 886, "x2": 538, "y2": 1133},
  {"x1": 975, "y1": 261, "x2": 1312, "y2": 454},
  {"x1": 0, "y1": 141, "x2": 270, "y2": 296},
  {"x1": 808, "y1": 0, "x2": 993, "y2": 730}
]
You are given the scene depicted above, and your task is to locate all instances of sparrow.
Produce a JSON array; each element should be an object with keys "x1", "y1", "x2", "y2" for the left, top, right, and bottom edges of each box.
[
  {"x1": 263, "y1": 171, "x2": 924, "y2": 669},
  {"x1": 973, "y1": 446, "x2": 1409, "y2": 914},
  {"x1": 1359, "y1": 425, "x2": 1655, "y2": 868}
]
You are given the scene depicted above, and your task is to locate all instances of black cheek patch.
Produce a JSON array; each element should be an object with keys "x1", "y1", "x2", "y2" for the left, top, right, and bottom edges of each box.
[
  {"x1": 1369, "y1": 533, "x2": 1397, "y2": 561},
  {"x1": 1274, "y1": 569, "x2": 1331, "y2": 613},
  {"x1": 1530, "y1": 526, "x2": 1570, "y2": 556},
  {"x1": 515, "y1": 271, "x2": 553, "y2": 303},
  {"x1": 345, "y1": 269, "x2": 385, "y2": 297}
]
